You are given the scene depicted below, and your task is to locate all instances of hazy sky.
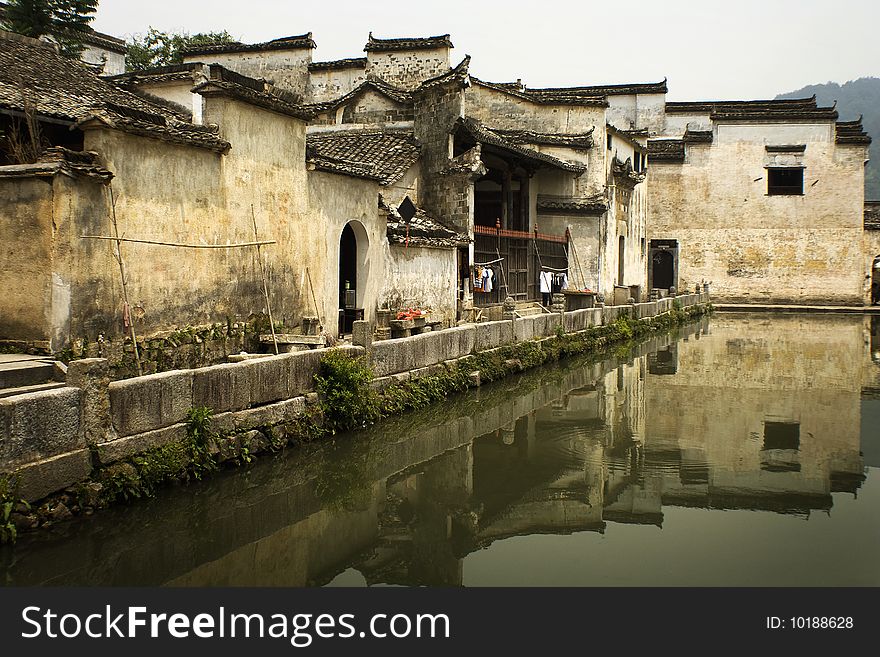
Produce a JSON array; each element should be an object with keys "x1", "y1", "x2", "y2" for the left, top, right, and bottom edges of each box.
[{"x1": 92, "y1": 0, "x2": 879, "y2": 101}]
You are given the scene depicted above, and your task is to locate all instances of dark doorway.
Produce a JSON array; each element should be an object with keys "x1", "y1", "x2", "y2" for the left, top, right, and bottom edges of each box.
[
  {"x1": 618, "y1": 236, "x2": 626, "y2": 286},
  {"x1": 339, "y1": 224, "x2": 357, "y2": 331},
  {"x1": 872, "y1": 257, "x2": 880, "y2": 305},
  {"x1": 652, "y1": 249, "x2": 674, "y2": 290}
]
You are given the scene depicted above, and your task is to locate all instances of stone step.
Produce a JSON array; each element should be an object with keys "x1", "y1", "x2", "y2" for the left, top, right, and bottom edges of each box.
[
  {"x1": 0, "y1": 357, "x2": 61, "y2": 389},
  {"x1": 0, "y1": 381, "x2": 67, "y2": 399},
  {"x1": 515, "y1": 302, "x2": 549, "y2": 317}
]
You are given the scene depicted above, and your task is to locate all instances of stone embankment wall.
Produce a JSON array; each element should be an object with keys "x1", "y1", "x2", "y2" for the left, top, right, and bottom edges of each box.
[{"x1": 0, "y1": 294, "x2": 708, "y2": 502}]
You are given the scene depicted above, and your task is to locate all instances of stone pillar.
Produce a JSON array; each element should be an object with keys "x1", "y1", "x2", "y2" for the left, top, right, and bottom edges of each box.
[
  {"x1": 301, "y1": 316, "x2": 320, "y2": 336},
  {"x1": 502, "y1": 296, "x2": 517, "y2": 320},
  {"x1": 66, "y1": 358, "x2": 114, "y2": 445},
  {"x1": 649, "y1": 288, "x2": 659, "y2": 301},
  {"x1": 595, "y1": 293, "x2": 605, "y2": 308},
  {"x1": 375, "y1": 308, "x2": 391, "y2": 341},
  {"x1": 668, "y1": 286, "x2": 676, "y2": 297},
  {"x1": 352, "y1": 320, "x2": 372, "y2": 350}
]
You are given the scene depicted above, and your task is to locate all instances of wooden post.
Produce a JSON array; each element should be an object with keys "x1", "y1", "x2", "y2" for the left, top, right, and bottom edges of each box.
[
  {"x1": 306, "y1": 267, "x2": 323, "y2": 331},
  {"x1": 108, "y1": 186, "x2": 142, "y2": 376},
  {"x1": 251, "y1": 205, "x2": 278, "y2": 355}
]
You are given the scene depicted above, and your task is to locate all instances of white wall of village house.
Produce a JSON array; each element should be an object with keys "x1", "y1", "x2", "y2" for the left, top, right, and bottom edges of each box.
[
  {"x1": 131, "y1": 79, "x2": 202, "y2": 119},
  {"x1": 606, "y1": 93, "x2": 666, "y2": 133},
  {"x1": 183, "y1": 48, "x2": 313, "y2": 101},
  {"x1": 649, "y1": 123, "x2": 868, "y2": 305},
  {"x1": 80, "y1": 44, "x2": 126, "y2": 76},
  {"x1": 308, "y1": 66, "x2": 368, "y2": 103},
  {"x1": 306, "y1": 171, "x2": 386, "y2": 328},
  {"x1": 464, "y1": 85, "x2": 605, "y2": 137},
  {"x1": 366, "y1": 47, "x2": 450, "y2": 90},
  {"x1": 381, "y1": 244, "x2": 458, "y2": 321}
]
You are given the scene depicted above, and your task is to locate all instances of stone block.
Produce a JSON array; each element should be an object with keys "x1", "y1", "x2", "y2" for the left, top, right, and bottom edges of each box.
[
  {"x1": 250, "y1": 354, "x2": 291, "y2": 407},
  {"x1": 110, "y1": 369, "x2": 193, "y2": 437},
  {"x1": 563, "y1": 309, "x2": 590, "y2": 333},
  {"x1": 191, "y1": 361, "x2": 253, "y2": 414},
  {"x1": 96, "y1": 423, "x2": 187, "y2": 465},
  {"x1": 514, "y1": 315, "x2": 538, "y2": 342},
  {"x1": 11, "y1": 449, "x2": 92, "y2": 502},
  {"x1": 211, "y1": 396, "x2": 307, "y2": 434},
  {"x1": 370, "y1": 337, "x2": 411, "y2": 377},
  {"x1": 66, "y1": 358, "x2": 112, "y2": 445},
  {"x1": 0, "y1": 386, "x2": 83, "y2": 467},
  {"x1": 474, "y1": 320, "x2": 513, "y2": 352}
]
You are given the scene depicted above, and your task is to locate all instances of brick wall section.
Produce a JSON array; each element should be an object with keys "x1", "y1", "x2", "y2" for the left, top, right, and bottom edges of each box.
[{"x1": 414, "y1": 83, "x2": 472, "y2": 235}]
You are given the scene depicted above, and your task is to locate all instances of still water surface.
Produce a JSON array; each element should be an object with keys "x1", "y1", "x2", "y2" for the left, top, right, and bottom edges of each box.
[{"x1": 3, "y1": 313, "x2": 879, "y2": 586}]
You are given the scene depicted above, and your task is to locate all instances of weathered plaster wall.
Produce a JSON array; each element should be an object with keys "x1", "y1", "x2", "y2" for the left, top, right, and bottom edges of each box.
[
  {"x1": 414, "y1": 82, "x2": 472, "y2": 237},
  {"x1": 381, "y1": 244, "x2": 458, "y2": 321},
  {"x1": 464, "y1": 85, "x2": 604, "y2": 135},
  {"x1": 81, "y1": 45, "x2": 126, "y2": 76},
  {"x1": 365, "y1": 47, "x2": 450, "y2": 90},
  {"x1": 184, "y1": 49, "x2": 312, "y2": 102},
  {"x1": 309, "y1": 67, "x2": 367, "y2": 103},
  {"x1": 649, "y1": 126, "x2": 867, "y2": 304},
  {"x1": 0, "y1": 176, "x2": 56, "y2": 347},
  {"x1": 663, "y1": 112, "x2": 711, "y2": 136},
  {"x1": 134, "y1": 80, "x2": 200, "y2": 118},
  {"x1": 341, "y1": 89, "x2": 413, "y2": 124},
  {"x1": 644, "y1": 314, "x2": 863, "y2": 498},
  {"x1": 606, "y1": 93, "x2": 666, "y2": 133},
  {"x1": 306, "y1": 171, "x2": 387, "y2": 326}
]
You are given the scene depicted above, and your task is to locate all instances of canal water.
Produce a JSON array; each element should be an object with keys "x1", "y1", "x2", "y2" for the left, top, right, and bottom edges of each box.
[{"x1": 2, "y1": 313, "x2": 879, "y2": 586}]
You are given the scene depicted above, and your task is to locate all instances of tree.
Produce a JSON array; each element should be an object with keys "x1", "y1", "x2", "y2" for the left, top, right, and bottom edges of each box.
[
  {"x1": 126, "y1": 27, "x2": 236, "y2": 72},
  {"x1": 1, "y1": 0, "x2": 98, "y2": 57}
]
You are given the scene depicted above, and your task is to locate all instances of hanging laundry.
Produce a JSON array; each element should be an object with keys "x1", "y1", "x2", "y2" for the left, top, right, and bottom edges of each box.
[
  {"x1": 540, "y1": 270, "x2": 552, "y2": 306},
  {"x1": 482, "y1": 267, "x2": 494, "y2": 293}
]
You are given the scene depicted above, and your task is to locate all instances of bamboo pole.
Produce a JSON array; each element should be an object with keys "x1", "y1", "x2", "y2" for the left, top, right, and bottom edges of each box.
[
  {"x1": 80, "y1": 235, "x2": 275, "y2": 249},
  {"x1": 306, "y1": 267, "x2": 323, "y2": 331},
  {"x1": 251, "y1": 205, "x2": 278, "y2": 355},
  {"x1": 108, "y1": 186, "x2": 142, "y2": 376}
]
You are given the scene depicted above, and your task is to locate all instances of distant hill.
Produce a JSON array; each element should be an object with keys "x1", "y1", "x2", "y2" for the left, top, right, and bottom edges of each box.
[{"x1": 778, "y1": 77, "x2": 880, "y2": 200}]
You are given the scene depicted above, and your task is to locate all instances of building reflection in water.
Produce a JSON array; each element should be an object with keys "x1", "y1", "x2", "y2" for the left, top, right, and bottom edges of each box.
[{"x1": 1, "y1": 314, "x2": 874, "y2": 587}]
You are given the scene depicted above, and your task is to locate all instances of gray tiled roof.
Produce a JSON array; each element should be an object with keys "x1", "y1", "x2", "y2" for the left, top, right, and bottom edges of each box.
[
  {"x1": 536, "y1": 194, "x2": 607, "y2": 215},
  {"x1": 469, "y1": 76, "x2": 608, "y2": 107},
  {"x1": 193, "y1": 64, "x2": 315, "y2": 120},
  {"x1": 306, "y1": 129, "x2": 420, "y2": 185},
  {"x1": 182, "y1": 33, "x2": 316, "y2": 57},
  {"x1": 455, "y1": 117, "x2": 587, "y2": 173},
  {"x1": 364, "y1": 33, "x2": 453, "y2": 52},
  {"x1": 0, "y1": 30, "x2": 229, "y2": 152},
  {"x1": 647, "y1": 139, "x2": 685, "y2": 162},
  {"x1": 527, "y1": 79, "x2": 667, "y2": 97},
  {"x1": 836, "y1": 119, "x2": 871, "y2": 145},
  {"x1": 666, "y1": 96, "x2": 838, "y2": 121},
  {"x1": 492, "y1": 127, "x2": 595, "y2": 149},
  {"x1": 308, "y1": 57, "x2": 367, "y2": 72},
  {"x1": 866, "y1": 202, "x2": 880, "y2": 230},
  {"x1": 308, "y1": 77, "x2": 412, "y2": 112},
  {"x1": 381, "y1": 195, "x2": 467, "y2": 248}
]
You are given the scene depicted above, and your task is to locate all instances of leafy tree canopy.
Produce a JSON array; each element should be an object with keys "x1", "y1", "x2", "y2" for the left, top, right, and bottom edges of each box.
[
  {"x1": 1, "y1": 0, "x2": 99, "y2": 57},
  {"x1": 126, "y1": 27, "x2": 236, "y2": 72}
]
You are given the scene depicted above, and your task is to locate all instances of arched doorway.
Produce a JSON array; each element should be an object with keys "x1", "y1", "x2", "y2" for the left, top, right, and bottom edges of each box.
[
  {"x1": 338, "y1": 221, "x2": 369, "y2": 335},
  {"x1": 652, "y1": 249, "x2": 674, "y2": 290}
]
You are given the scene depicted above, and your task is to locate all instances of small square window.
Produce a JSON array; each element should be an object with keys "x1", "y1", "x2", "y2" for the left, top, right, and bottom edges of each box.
[
  {"x1": 763, "y1": 421, "x2": 800, "y2": 450},
  {"x1": 607, "y1": 134, "x2": 613, "y2": 151},
  {"x1": 767, "y1": 168, "x2": 803, "y2": 196}
]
